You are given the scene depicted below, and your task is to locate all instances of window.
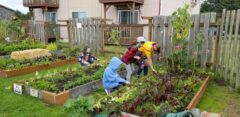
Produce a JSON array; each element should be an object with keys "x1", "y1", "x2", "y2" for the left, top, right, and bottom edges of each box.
[
  {"x1": 118, "y1": 10, "x2": 139, "y2": 24},
  {"x1": 72, "y1": 12, "x2": 87, "y2": 19},
  {"x1": 48, "y1": 12, "x2": 56, "y2": 22}
]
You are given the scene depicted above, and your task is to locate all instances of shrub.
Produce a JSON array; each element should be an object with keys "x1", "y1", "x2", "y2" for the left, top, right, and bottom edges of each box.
[
  {"x1": 46, "y1": 43, "x2": 58, "y2": 51},
  {"x1": 63, "y1": 96, "x2": 95, "y2": 117},
  {"x1": 0, "y1": 20, "x2": 9, "y2": 41}
]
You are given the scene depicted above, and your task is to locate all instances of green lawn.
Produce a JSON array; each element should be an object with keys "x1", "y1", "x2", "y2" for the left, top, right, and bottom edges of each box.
[
  {"x1": 197, "y1": 82, "x2": 240, "y2": 116},
  {"x1": 0, "y1": 54, "x2": 115, "y2": 117},
  {"x1": 104, "y1": 45, "x2": 127, "y2": 54},
  {"x1": 1, "y1": 53, "x2": 240, "y2": 117}
]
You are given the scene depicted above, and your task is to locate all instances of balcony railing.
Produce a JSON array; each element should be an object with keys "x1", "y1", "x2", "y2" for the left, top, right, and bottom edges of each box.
[
  {"x1": 99, "y1": 0, "x2": 144, "y2": 4},
  {"x1": 23, "y1": 0, "x2": 59, "y2": 8}
]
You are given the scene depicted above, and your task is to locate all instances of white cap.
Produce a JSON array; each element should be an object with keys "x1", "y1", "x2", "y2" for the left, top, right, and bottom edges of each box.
[{"x1": 137, "y1": 36, "x2": 147, "y2": 42}]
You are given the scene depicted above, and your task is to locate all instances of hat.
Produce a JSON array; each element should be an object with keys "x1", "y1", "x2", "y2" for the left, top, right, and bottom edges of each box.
[{"x1": 137, "y1": 36, "x2": 147, "y2": 43}]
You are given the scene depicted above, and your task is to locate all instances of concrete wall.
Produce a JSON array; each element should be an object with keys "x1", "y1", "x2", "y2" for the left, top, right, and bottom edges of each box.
[
  {"x1": 0, "y1": 6, "x2": 15, "y2": 20},
  {"x1": 57, "y1": 0, "x2": 69, "y2": 39},
  {"x1": 160, "y1": 0, "x2": 200, "y2": 16},
  {"x1": 68, "y1": 0, "x2": 103, "y2": 18},
  {"x1": 33, "y1": 8, "x2": 44, "y2": 21}
]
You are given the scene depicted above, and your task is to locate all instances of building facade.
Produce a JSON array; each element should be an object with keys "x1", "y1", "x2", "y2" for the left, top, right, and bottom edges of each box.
[
  {"x1": 0, "y1": 5, "x2": 15, "y2": 20},
  {"x1": 23, "y1": 0, "x2": 200, "y2": 39}
]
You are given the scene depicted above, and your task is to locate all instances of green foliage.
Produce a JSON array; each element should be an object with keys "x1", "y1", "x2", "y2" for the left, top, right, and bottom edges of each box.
[
  {"x1": 0, "y1": 37, "x2": 45, "y2": 56},
  {"x1": 93, "y1": 66, "x2": 208, "y2": 116},
  {"x1": 201, "y1": 0, "x2": 240, "y2": 13},
  {"x1": 63, "y1": 96, "x2": 95, "y2": 117},
  {"x1": 0, "y1": 55, "x2": 67, "y2": 71},
  {"x1": 46, "y1": 43, "x2": 58, "y2": 51},
  {"x1": 25, "y1": 65, "x2": 104, "y2": 93},
  {"x1": 169, "y1": 4, "x2": 192, "y2": 72},
  {"x1": 0, "y1": 20, "x2": 9, "y2": 42},
  {"x1": 7, "y1": 16, "x2": 25, "y2": 40},
  {"x1": 108, "y1": 28, "x2": 120, "y2": 45},
  {"x1": 14, "y1": 10, "x2": 30, "y2": 20}
]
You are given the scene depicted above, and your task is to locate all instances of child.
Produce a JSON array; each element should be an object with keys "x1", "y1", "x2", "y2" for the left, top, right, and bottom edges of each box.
[
  {"x1": 102, "y1": 57, "x2": 129, "y2": 94},
  {"x1": 78, "y1": 46, "x2": 97, "y2": 66},
  {"x1": 122, "y1": 36, "x2": 147, "y2": 81},
  {"x1": 136, "y1": 41, "x2": 161, "y2": 78}
]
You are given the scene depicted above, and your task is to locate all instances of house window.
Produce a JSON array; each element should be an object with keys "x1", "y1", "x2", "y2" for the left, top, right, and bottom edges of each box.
[
  {"x1": 118, "y1": 10, "x2": 139, "y2": 24},
  {"x1": 72, "y1": 12, "x2": 87, "y2": 19},
  {"x1": 48, "y1": 12, "x2": 56, "y2": 22}
]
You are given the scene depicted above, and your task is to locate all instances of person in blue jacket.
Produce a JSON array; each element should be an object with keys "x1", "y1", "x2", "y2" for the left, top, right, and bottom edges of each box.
[{"x1": 102, "y1": 57, "x2": 130, "y2": 94}]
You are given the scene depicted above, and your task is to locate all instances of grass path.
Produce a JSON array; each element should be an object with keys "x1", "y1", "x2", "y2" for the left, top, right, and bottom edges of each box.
[
  {"x1": 0, "y1": 54, "x2": 115, "y2": 117},
  {"x1": 197, "y1": 82, "x2": 240, "y2": 116}
]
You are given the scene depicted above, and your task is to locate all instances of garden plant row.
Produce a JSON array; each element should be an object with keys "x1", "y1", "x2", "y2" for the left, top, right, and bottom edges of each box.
[
  {"x1": 0, "y1": 55, "x2": 77, "y2": 77},
  {"x1": 91, "y1": 66, "x2": 210, "y2": 116},
  {"x1": 0, "y1": 37, "x2": 45, "y2": 56},
  {"x1": 13, "y1": 65, "x2": 105, "y2": 105}
]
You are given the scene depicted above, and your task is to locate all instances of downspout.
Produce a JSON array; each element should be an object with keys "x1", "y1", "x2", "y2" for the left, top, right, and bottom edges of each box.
[{"x1": 158, "y1": 0, "x2": 161, "y2": 15}]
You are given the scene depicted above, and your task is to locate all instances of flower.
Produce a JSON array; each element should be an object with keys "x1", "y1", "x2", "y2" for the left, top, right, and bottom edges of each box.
[
  {"x1": 175, "y1": 45, "x2": 182, "y2": 49},
  {"x1": 205, "y1": 49, "x2": 210, "y2": 54}
]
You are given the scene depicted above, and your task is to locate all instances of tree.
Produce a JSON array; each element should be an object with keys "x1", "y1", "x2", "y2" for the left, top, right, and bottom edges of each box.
[
  {"x1": 14, "y1": 10, "x2": 30, "y2": 20},
  {"x1": 201, "y1": 0, "x2": 240, "y2": 13}
]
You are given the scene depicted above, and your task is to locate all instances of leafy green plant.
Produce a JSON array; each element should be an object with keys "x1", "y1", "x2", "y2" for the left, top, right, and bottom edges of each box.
[
  {"x1": 63, "y1": 96, "x2": 95, "y2": 117},
  {"x1": 0, "y1": 20, "x2": 9, "y2": 42},
  {"x1": 108, "y1": 28, "x2": 120, "y2": 45},
  {"x1": 7, "y1": 16, "x2": 25, "y2": 40},
  {"x1": 170, "y1": 4, "x2": 192, "y2": 72},
  {"x1": 23, "y1": 65, "x2": 104, "y2": 93},
  {"x1": 0, "y1": 37, "x2": 45, "y2": 56},
  {"x1": 46, "y1": 43, "x2": 58, "y2": 51},
  {"x1": 93, "y1": 65, "x2": 208, "y2": 116}
]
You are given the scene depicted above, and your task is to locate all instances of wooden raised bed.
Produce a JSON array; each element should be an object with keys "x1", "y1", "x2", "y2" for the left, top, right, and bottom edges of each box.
[
  {"x1": 187, "y1": 76, "x2": 210, "y2": 110},
  {"x1": 13, "y1": 80, "x2": 102, "y2": 105},
  {"x1": 0, "y1": 58, "x2": 78, "y2": 78},
  {"x1": 110, "y1": 76, "x2": 210, "y2": 117}
]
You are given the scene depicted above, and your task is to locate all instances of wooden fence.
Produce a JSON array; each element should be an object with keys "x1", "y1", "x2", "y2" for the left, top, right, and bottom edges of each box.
[
  {"x1": 103, "y1": 24, "x2": 145, "y2": 45},
  {"x1": 153, "y1": 9, "x2": 240, "y2": 89},
  {"x1": 27, "y1": 20, "x2": 60, "y2": 44},
  {"x1": 215, "y1": 9, "x2": 240, "y2": 89},
  {"x1": 68, "y1": 18, "x2": 102, "y2": 53}
]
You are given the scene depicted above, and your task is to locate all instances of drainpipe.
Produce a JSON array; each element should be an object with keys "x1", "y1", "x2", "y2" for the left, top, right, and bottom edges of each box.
[{"x1": 158, "y1": 0, "x2": 161, "y2": 15}]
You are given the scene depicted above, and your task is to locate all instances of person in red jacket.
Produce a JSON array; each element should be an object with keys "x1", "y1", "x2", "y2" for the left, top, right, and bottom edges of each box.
[{"x1": 121, "y1": 36, "x2": 146, "y2": 82}]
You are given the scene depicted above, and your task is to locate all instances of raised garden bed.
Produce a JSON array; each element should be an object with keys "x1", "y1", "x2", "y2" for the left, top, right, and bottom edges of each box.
[
  {"x1": 92, "y1": 66, "x2": 210, "y2": 116},
  {"x1": 0, "y1": 58, "x2": 77, "y2": 78},
  {"x1": 12, "y1": 65, "x2": 105, "y2": 105}
]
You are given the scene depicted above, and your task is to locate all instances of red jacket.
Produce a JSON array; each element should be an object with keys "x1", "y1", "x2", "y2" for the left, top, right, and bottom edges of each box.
[{"x1": 122, "y1": 46, "x2": 138, "y2": 64}]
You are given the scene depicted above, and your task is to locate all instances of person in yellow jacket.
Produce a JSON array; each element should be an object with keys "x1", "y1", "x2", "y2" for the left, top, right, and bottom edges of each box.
[{"x1": 136, "y1": 41, "x2": 161, "y2": 78}]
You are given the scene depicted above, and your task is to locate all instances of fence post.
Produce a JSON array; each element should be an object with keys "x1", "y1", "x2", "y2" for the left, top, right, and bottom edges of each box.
[
  {"x1": 67, "y1": 20, "x2": 73, "y2": 48},
  {"x1": 213, "y1": 19, "x2": 222, "y2": 70}
]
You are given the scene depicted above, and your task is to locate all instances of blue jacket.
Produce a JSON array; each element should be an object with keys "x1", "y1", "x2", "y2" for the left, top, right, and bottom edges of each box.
[{"x1": 102, "y1": 57, "x2": 127, "y2": 89}]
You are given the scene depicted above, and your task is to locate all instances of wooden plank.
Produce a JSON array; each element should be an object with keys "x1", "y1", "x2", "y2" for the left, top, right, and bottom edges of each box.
[
  {"x1": 193, "y1": 15, "x2": 200, "y2": 61},
  {"x1": 215, "y1": 9, "x2": 226, "y2": 70},
  {"x1": 187, "y1": 77, "x2": 209, "y2": 110},
  {"x1": 163, "y1": 16, "x2": 169, "y2": 58},
  {"x1": 95, "y1": 19, "x2": 100, "y2": 53},
  {"x1": 166, "y1": 16, "x2": 172, "y2": 57},
  {"x1": 221, "y1": 11, "x2": 231, "y2": 79},
  {"x1": 230, "y1": 10, "x2": 240, "y2": 86},
  {"x1": 79, "y1": 18, "x2": 84, "y2": 48},
  {"x1": 153, "y1": 17, "x2": 158, "y2": 42},
  {"x1": 188, "y1": 15, "x2": 195, "y2": 60},
  {"x1": 76, "y1": 19, "x2": 80, "y2": 46},
  {"x1": 236, "y1": 40, "x2": 240, "y2": 89},
  {"x1": 159, "y1": 16, "x2": 164, "y2": 57},
  {"x1": 207, "y1": 12, "x2": 217, "y2": 64},
  {"x1": 83, "y1": 18, "x2": 88, "y2": 48},
  {"x1": 88, "y1": 18, "x2": 92, "y2": 48},
  {"x1": 224, "y1": 10, "x2": 235, "y2": 80},
  {"x1": 201, "y1": 13, "x2": 210, "y2": 67}
]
